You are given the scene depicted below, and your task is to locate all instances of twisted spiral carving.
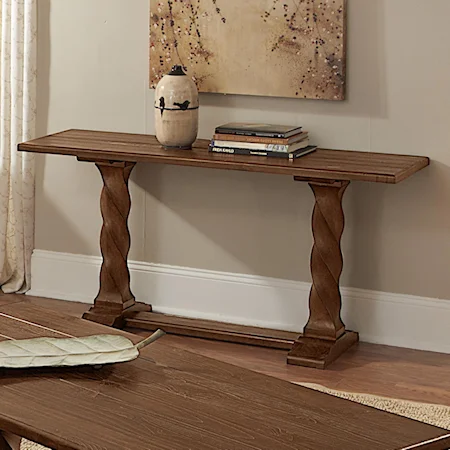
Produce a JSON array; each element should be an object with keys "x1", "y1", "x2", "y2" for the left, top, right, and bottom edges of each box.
[
  {"x1": 95, "y1": 162, "x2": 136, "y2": 312},
  {"x1": 304, "y1": 181, "x2": 349, "y2": 340}
]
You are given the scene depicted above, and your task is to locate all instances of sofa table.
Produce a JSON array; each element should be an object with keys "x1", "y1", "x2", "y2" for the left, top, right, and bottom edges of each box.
[
  {"x1": 18, "y1": 129, "x2": 430, "y2": 369},
  {"x1": 0, "y1": 299, "x2": 449, "y2": 450}
]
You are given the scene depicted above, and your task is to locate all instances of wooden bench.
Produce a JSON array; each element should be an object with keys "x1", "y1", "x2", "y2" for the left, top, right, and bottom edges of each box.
[{"x1": 19, "y1": 130, "x2": 430, "y2": 368}]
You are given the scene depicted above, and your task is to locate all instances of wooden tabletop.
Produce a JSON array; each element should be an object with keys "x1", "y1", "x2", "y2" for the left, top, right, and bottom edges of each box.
[
  {"x1": 0, "y1": 300, "x2": 448, "y2": 450},
  {"x1": 18, "y1": 129, "x2": 429, "y2": 183}
]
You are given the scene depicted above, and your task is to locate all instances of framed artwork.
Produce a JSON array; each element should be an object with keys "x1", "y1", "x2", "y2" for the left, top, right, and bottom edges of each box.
[{"x1": 150, "y1": 0, "x2": 346, "y2": 100}]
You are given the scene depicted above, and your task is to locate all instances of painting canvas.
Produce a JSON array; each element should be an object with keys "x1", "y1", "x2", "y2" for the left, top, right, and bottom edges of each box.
[{"x1": 150, "y1": 0, "x2": 346, "y2": 100}]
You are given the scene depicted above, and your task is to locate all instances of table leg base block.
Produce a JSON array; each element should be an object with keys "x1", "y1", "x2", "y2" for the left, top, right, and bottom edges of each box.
[
  {"x1": 83, "y1": 303, "x2": 152, "y2": 329},
  {"x1": 287, "y1": 331, "x2": 359, "y2": 369}
]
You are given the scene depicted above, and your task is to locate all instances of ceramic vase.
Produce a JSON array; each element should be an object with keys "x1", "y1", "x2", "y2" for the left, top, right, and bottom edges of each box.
[{"x1": 155, "y1": 65, "x2": 199, "y2": 149}]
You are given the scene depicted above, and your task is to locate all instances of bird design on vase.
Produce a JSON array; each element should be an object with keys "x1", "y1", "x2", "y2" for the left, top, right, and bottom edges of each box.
[
  {"x1": 159, "y1": 97, "x2": 166, "y2": 117},
  {"x1": 174, "y1": 100, "x2": 191, "y2": 110}
]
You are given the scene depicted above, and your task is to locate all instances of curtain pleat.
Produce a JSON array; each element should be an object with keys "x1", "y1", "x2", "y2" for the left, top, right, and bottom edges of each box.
[{"x1": 0, "y1": 0, "x2": 36, "y2": 293}]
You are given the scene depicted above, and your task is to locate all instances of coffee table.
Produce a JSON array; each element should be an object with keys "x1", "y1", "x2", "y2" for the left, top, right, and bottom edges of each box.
[{"x1": 0, "y1": 300, "x2": 448, "y2": 450}]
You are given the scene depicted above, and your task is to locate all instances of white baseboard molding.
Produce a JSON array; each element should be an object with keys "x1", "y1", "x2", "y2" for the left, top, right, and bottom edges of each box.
[{"x1": 28, "y1": 249, "x2": 450, "y2": 354}]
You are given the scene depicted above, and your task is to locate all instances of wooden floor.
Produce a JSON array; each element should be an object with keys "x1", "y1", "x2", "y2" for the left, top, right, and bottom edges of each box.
[{"x1": 4, "y1": 294, "x2": 450, "y2": 407}]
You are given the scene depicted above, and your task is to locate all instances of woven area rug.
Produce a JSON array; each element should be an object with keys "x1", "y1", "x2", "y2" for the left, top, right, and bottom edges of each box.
[
  {"x1": 19, "y1": 383, "x2": 450, "y2": 450},
  {"x1": 298, "y1": 383, "x2": 450, "y2": 430}
]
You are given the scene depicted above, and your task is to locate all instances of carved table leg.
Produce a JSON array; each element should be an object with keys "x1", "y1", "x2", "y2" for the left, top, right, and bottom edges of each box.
[
  {"x1": 82, "y1": 161, "x2": 151, "y2": 328},
  {"x1": 287, "y1": 179, "x2": 358, "y2": 369}
]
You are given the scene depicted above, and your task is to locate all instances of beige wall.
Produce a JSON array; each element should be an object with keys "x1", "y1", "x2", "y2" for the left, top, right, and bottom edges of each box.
[{"x1": 36, "y1": 0, "x2": 450, "y2": 300}]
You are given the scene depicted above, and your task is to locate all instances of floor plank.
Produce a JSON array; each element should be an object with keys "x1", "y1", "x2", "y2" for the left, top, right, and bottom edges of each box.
[
  {"x1": 154, "y1": 334, "x2": 450, "y2": 407},
  {"x1": 3, "y1": 294, "x2": 450, "y2": 407}
]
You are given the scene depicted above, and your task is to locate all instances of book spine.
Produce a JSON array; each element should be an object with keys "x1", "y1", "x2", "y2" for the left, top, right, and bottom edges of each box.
[
  {"x1": 209, "y1": 146, "x2": 297, "y2": 159},
  {"x1": 215, "y1": 130, "x2": 289, "y2": 139},
  {"x1": 214, "y1": 134, "x2": 290, "y2": 145},
  {"x1": 212, "y1": 140, "x2": 290, "y2": 152}
]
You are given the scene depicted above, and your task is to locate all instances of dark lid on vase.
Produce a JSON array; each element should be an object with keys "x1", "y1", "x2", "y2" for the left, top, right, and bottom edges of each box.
[{"x1": 168, "y1": 65, "x2": 186, "y2": 76}]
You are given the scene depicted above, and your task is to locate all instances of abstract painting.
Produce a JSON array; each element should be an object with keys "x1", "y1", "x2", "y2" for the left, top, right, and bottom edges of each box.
[{"x1": 150, "y1": 0, "x2": 346, "y2": 100}]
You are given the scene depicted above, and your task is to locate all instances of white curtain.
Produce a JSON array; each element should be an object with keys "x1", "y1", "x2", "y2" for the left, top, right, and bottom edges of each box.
[{"x1": 0, "y1": 0, "x2": 36, "y2": 293}]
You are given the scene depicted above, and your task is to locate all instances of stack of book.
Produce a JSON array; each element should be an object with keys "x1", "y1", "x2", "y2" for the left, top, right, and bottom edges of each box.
[{"x1": 209, "y1": 123, "x2": 317, "y2": 160}]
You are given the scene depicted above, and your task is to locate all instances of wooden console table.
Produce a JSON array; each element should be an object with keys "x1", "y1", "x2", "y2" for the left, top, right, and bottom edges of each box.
[{"x1": 19, "y1": 129, "x2": 429, "y2": 369}]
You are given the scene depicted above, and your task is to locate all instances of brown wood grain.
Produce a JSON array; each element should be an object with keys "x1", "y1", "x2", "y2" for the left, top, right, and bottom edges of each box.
[
  {"x1": 0, "y1": 303, "x2": 448, "y2": 450},
  {"x1": 4, "y1": 296, "x2": 450, "y2": 409},
  {"x1": 126, "y1": 311, "x2": 298, "y2": 349},
  {"x1": 0, "y1": 301, "x2": 141, "y2": 345},
  {"x1": 18, "y1": 129, "x2": 429, "y2": 183},
  {"x1": 16, "y1": 129, "x2": 431, "y2": 369},
  {"x1": 81, "y1": 160, "x2": 151, "y2": 327},
  {"x1": 304, "y1": 180, "x2": 348, "y2": 340},
  {"x1": 286, "y1": 180, "x2": 358, "y2": 369},
  {"x1": 0, "y1": 434, "x2": 13, "y2": 450},
  {"x1": 0, "y1": 297, "x2": 24, "y2": 308},
  {"x1": 94, "y1": 161, "x2": 136, "y2": 311}
]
